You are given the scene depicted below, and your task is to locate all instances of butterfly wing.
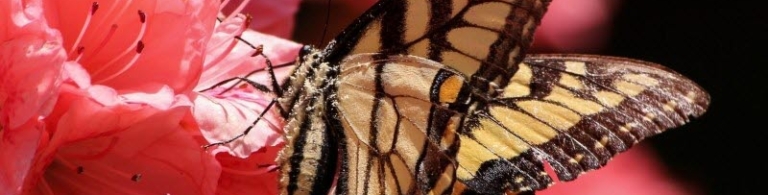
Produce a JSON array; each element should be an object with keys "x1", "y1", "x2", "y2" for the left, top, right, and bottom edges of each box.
[
  {"x1": 301, "y1": 0, "x2": 709, "y2": 194},
  {"x1": 452, "y1": 54, "x2": 710, "y2": 194},
  {"x1": 324, "y1": 0, "x2": 550, "y2": 91},
  {"x1": 332, "y1": 54, "x2": 470, "y2": 194}
]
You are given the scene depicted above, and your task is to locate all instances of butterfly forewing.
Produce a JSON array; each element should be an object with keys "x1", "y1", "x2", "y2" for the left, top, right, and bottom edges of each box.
[
  {"x1": 324, "y1": 0, "x2": 551, "y2": 92},
  {"x1": 454, "y1": 54, "x2": 710, "y2": 193}
]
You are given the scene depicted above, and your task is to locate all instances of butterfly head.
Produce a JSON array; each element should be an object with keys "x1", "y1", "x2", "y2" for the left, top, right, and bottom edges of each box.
[{"x1": 298, "y1": 45, "x2": 325, "y2": 65}]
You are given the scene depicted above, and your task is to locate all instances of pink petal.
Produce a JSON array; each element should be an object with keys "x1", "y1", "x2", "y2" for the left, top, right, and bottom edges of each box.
[
  {"x1": 194, "y1": 12, "x2": 301, "y2": 194},
  {"x1": 0, "y1": 119, "x2": 45, "y2": 195},
  {"x1": 43, "y1": 84, "x2": 192, "y2": 151},
  {"x1": 198, "y1": 28, "x2": 301, "y2": 92},
  {"x1": 33, "y1": 105, "x2": 220, "y2": 195},
  {"x1": 24, "y1": 85, "x2": 220, "y2": 194},
  {"x1": 193, "y1": 88, "x2": 283, "y2": 158},
  {"x1": 1, "y1": 0, "x2": 67, "y2": 129},
  {"x1": 62, "y1": 61, "x2": 91, "y2": 89},
  {"x1": 224, "y1": 0, "x2": 301, "y2": 38},
  {"x1": 215, "y1": 145, "x2": 282, "y2": 195},
  {"x1": 119, "y1": 84, "x2": 178, "y2": 110}
]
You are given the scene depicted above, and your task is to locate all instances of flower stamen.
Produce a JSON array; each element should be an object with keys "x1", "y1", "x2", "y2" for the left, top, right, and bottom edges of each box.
[
  {"x1": 224, "y1": 0, "x2": 253, "y2": 22},
  {"x1": 38, "y1": 177, "x2": 55, "y2": 195},
  {"x1": 96, "y1": 41, "x2": 144, "y2": 83},
  {"x1": 92, "y1": 10, "x2": 147, "y2": 83},
  {"x1": 73, "y1": 46, "x2": 86, "y2": 62},
  {"x1": 220, "y1": 0, "x2": 231, "y2": 12},
  {"x1": 67, "y1": 2, "x2": 99, "y2": 58},
  {"x1": 87, "y1": 24, "x2": 118, "y2": 59}
]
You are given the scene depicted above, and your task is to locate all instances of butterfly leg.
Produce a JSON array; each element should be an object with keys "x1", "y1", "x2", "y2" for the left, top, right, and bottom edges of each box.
[
  {"x1": 200, "y1": 37, "x2": 302, "y2": 149},
  {"x1": 202, "y1": 98, "x2": 278, "y2": 149},
  {"x1": 199, "y1": 76, "x2": 273, "y2": 93},
  {"x1": 230, "y1": 36, "x2": 293, "y2": 97}
]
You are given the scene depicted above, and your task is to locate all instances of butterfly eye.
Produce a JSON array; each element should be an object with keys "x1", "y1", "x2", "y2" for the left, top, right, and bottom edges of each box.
[{"x1": 299, "y1": 45, "x2": 314, "y2": 61}]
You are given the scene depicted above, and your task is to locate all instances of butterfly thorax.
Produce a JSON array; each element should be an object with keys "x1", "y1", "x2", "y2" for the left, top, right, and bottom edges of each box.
[{"x1": 275, "y1": 45, "x2": 341, "y2": 195}]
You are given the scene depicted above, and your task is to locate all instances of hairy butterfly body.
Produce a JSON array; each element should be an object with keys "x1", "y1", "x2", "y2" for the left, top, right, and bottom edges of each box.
[{"x1": 273, "y1": 0, "x2": 709, "y2": 194}]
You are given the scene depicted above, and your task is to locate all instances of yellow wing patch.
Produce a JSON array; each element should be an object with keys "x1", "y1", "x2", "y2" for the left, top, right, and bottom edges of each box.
[{"x1": 503, "y1": 63, "x2": 533, "y2": 98}]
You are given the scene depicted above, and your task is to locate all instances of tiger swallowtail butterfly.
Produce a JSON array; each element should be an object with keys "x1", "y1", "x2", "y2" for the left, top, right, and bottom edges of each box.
[{"x1": 215, "y1": 0, "x2": 710, "y2": 194}]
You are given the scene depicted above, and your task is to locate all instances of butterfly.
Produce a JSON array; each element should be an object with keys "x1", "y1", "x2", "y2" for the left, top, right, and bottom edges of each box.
[{"x1": 212, "y1": 0, "x2": 710, "y2": 194}]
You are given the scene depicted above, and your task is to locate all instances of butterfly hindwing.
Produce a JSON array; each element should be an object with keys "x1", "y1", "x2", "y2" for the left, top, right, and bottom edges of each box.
[
  {"x1": 453, "y1": 54, "x2": 710, "y2": 194},
  {"x1": 333, "y1": 54, "x2": 468, "y2": 195}
]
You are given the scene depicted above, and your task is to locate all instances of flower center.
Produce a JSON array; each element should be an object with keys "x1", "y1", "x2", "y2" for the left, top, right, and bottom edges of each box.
[
  {"x1": 91, "y1": 10, "x2": 147, "y2": 84},
  {"x1": 65, "y1": 2, "x2": 148, "y2": 84}
]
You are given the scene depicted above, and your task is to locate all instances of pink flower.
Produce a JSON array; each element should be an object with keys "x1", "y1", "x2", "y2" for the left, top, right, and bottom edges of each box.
[
  {"x1": 48, "y1": 0, "x2": 218, "y2": 93},
  {"x1": 9, "y1": 0, "x2": 224, "y2": 193},
  {"x1": 2, "y1": 0, "x2": 300, "y2": 194},
  {"x1": 0, "y1": 0, "x2": 67, "y2": 130},
  {"x1": 32, "y1": 90, "x2": 221, "y2": 194}
]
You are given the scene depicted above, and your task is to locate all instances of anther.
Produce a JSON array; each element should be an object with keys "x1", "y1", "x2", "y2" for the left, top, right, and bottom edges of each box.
[
  {"x1": 68, "y1": 2, "x2": 100, "y2": 57},
  {"x1": 138, "y1": 10, "x2": 146, "y2": 23},
  {"x1": 91, "y1": 2, "x2": 99, "y2": 14},
  {"x1": 93, "y1": 9, "x2": 147, "y2": 82},
  {"x1": 131, "y1": 174, "x2": 142, "y2": 182},
  {"x1": 88, "y1": 24, "x2": 118, "y2": 58},
  {"x1": 243, "y1": 14, "x2": 253, "y2": 27},
  {"x1": 74, "y1": 46, "x2": 86, "y2": 62},
  {"x1": 227, "y1": 0, "x2": 252, "y2": 20},
  {"x1": 136, "y1": 41, "x2": 144, "y2": 53}
]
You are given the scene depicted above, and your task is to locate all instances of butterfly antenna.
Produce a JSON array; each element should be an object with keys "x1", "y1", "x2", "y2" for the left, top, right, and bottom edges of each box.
[{"x1": 318, "y1": 0, "x2": 332, "y2": 46}]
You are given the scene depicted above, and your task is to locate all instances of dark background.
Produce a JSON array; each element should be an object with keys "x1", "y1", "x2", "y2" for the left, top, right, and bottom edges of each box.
[
  {"x1": 292, "y1": 1, "x2": 768, "y2": 194},
  {"x1": 610, "y1": 1, "x2": 767, "y2": 195}
]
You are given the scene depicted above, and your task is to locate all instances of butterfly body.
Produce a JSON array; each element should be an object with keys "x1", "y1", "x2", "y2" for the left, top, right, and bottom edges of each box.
[{"x1": 273, "y1": 0, "x2": 709, "y2": 194}]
